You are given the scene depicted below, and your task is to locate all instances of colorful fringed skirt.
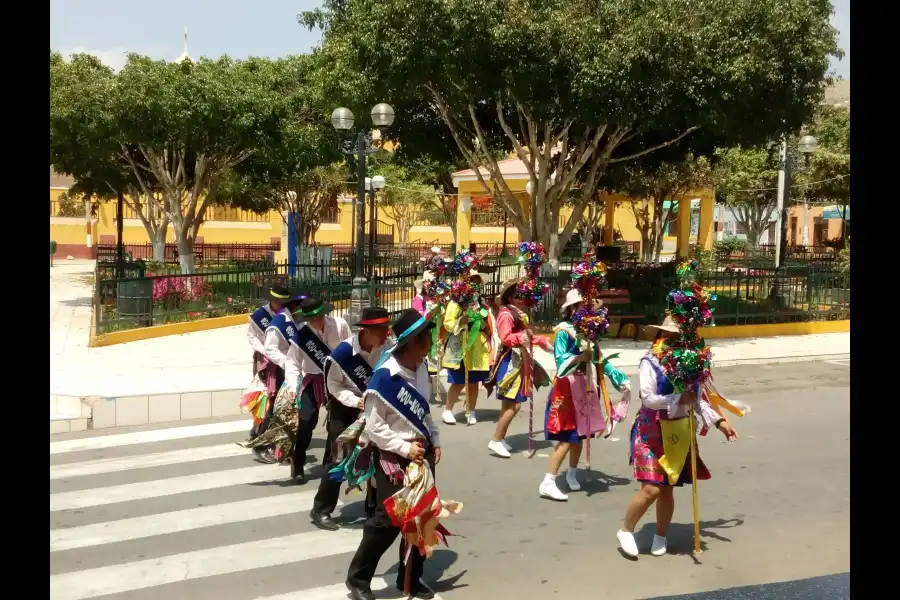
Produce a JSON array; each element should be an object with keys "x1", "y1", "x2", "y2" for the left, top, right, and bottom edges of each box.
[
  {"x1": 240, "y1": 382, "x2": 299, "y2": 463},
  {"x1": 544, "y1": 371, "x2": 606, "y2": 443},
  {"x1": 492, "y1": 351, "x2": 527, "y2": 403},
  {"x1": 629, "y1": 407, "x2": 711, "y2": 486}
]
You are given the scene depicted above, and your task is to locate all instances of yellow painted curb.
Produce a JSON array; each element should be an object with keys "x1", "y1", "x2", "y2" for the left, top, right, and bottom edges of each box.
[
  {"x1": 90, "y1": 313, "x2": 250, "y2": 347},
  {"x1": 537, "y1": 320, "x2": 849, "y2": 343}
]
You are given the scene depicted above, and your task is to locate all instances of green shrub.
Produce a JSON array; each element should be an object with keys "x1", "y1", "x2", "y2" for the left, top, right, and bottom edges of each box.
[{"x1": 714, "y1": 235, "x2": 750, "y2": 256}]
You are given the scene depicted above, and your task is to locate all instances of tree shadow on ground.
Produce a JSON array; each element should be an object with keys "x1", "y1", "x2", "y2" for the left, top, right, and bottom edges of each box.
[
  {"x1": 634, "y1": 517, "x2": 745, "y2": 563},
  {"x1": 581, "y1": 469, "x2": 632, "y2": 497}
]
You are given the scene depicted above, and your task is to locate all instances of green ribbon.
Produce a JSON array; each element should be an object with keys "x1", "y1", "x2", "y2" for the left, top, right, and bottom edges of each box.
[{"x1": 465, "y1": 306, "x2": 488, "y2": 352}]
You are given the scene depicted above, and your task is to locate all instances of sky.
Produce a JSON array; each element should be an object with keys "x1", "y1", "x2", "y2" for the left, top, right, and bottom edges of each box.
[{"x1": 50, "y1": 0, "x2": 850, "y2": 79}]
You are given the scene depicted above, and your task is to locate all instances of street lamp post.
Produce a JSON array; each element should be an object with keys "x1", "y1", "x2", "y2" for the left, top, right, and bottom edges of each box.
[
  {"x1": 774, "y1": 134, "x2": 818, "y2": 268},
  {"x1": 331, "y1": 104, "x2": 395, "y2": 316},
  {"x1": 771, "y1": 134, "x2": 817, "y2": 307},
  {"x1": 367, "y1": 175, "x2": 386, "y2": 278}
]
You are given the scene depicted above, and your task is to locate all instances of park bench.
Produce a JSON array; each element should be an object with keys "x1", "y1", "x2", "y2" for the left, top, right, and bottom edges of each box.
[{"x1": 597, "y1": 288, "x2": 646, "y2": 341}]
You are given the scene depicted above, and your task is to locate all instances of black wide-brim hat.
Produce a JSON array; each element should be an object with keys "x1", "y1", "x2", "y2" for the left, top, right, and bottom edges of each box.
[
  {"x1": 262, "y1": 284, "x2": 297, "y2": 304},
  {"x1": 350, "y1": 307, "x2": 392, "y2": 328},
  {"x1": 294, "y1": 297, "x2": 334, "y2": 321},
  {"x1": 391, "y1": 308, "x2": 436, "y2": 351}
]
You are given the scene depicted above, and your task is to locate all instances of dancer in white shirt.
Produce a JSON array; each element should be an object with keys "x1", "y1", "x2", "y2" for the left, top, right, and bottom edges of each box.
[
  {"x1": 310, "y1": 307, "x2": 391, "y2": 531},
  {"x1": 345, "y1": 309, "x2": 441, "y2": 600}
]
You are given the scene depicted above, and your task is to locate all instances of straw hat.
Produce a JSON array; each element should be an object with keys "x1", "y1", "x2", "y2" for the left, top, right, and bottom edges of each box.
[
  {"x1": 495, "y1": 278, "x2": 520, "y2": 305},
  {"x1": 647, "y1": 315, "x2": 681, "y2": 334},
  {"x1": 561, "y1": 288, "x2": 584, "y2": 311},
  {"x1": 430, "y1": 246, "x2": 442, "y2": 254},
  {"x1": 469, "y1": 269, "x2": 483, "y2": 283}
]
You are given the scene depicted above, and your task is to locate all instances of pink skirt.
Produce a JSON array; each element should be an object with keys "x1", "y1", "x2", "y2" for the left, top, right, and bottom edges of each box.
[{"x1": 629, "y1": 407, "x2": 710, "y2": 486}]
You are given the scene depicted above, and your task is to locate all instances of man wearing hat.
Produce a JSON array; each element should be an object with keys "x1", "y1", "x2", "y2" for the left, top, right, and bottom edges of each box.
[
  {"x1": 278, "y1": 297, "x2": 352, "y2": 482},
  {"x1": 310, "y1": 307, "x2": 392, "y2": 531},
  {"x1": 345, "y1": 308, "x2": 442, "y2": 600},
  {"x1": 246, "y1": 285, "x2": 304, "y2": 460}
]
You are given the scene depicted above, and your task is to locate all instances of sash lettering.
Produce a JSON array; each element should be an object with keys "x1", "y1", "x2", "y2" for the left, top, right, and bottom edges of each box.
[
  {"x1": 250, "y1": 306, "x2": 274, "y2": 332},
  {"x1": 295, "y1": 323, "x2": 333, "y2": 371},
  {"x1": 325, "y1": 340, "x2": 374, "y2": 395},
  {"x1": 368, "y1": 367, "x2": 432, "y2": 445}
]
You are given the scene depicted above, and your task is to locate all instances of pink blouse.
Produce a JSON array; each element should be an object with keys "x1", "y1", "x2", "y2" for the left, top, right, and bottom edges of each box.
[
  {"x1": 412, "y1": 295, "x2": 426, "y2": 316},
  {"x1": 496, "y1": 306, "x2": 552, "y2": 351}
]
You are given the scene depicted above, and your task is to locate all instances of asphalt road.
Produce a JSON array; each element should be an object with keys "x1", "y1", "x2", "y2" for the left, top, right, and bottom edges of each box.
[{"x1": 49, "y1": 359, "x2": 850, "y2": 600}]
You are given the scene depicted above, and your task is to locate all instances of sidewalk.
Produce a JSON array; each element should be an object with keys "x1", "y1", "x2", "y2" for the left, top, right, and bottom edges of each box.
[{"x1": 50, "y1": 262, "x2": 849, "y2": 431}]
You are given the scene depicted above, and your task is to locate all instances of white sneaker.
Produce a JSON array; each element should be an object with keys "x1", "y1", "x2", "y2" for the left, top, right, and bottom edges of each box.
[
  {"x1": 466, "y1": 412, "x2": 477, "y2": 426},
  {"x1": 565, "y1": 468, "x2": 582, "y2": 491},
  {"x1": 488, "y1": 439, "x2": 511, "y2": 458},
  {"x1": 538, "y1": 475, "x2": 568, "y2": 501},
  {"x1": 441, "y1": 409, "x2": 456, "y2": 425},
  {"x1": 617, "y1": 530, "x2": 639, "y2": 557},
  {"x1": 650, "y1": 534, "x2": 668, "y2": 556},
  {"x1": 501, "y1": 439, "x2": 512, "y2": 452}
]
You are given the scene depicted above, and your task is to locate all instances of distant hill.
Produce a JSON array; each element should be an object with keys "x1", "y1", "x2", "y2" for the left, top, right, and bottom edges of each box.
[{"x1": 824, "y1": 80, "x2": 850, "y2": 106}]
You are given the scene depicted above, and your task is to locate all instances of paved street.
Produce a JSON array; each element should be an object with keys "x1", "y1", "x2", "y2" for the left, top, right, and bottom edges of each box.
[{"x1": 50, "y1": 360, "x2": 849, "y2": 600}]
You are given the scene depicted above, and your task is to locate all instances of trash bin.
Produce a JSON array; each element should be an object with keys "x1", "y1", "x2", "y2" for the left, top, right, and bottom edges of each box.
[{"x1": 117, "y1": 279, "x2": 153, "y2": 327}]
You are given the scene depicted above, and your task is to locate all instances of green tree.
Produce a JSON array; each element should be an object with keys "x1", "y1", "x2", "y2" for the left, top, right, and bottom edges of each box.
[
  {"x1": 800, "y1": 104, "x2": 850, "y2": 243},
  {"x1": 607, "y1": 154, "x2": 714, "y2": 262},
  {"x1": 713, "y1": 146, "x2": 781, "y2": 247},
  {"x1": 373, "y1": 163, "x2": 435, "y2": 249},
  {"x1": 217, "y1": 55, "x2": 349, "y2": 254},
  {"x1": 303, "y1": 0, "x2": 840, "y2": 267},
  {"x1": 50, "y1": 52, "x2": 171, "y2": 260},
  {"x1": 107, "y1": 55, "x2": 284, "y2": 273}
]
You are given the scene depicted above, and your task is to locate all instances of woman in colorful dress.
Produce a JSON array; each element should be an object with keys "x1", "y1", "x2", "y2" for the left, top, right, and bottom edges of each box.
[
  {"x1": 616, "y1": 316, "x2": 738, "y2": 558},
  {"x1": 540, "y1": 288, "x2": 631, "y2": 501},
  {"x1": 440, "y1": 271, "x2": 494, "y2": 426},
  {"x1": 487, "y1": 278, "x2": 552, "y2": 458},
  {"x1": 413, "y1": 271, "x2": 446, "y2": 404}
]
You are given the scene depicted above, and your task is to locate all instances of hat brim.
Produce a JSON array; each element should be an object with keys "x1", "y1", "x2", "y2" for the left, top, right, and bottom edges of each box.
[
  {"x1": 294, "y1": 302, "x2": 334, "y2": 322},
  {"x1": 392, "y1": 320, "x2": 436, "y2": 351},
  {"x1": 495, "y1": 278, "x2": 519, "y2": 305},
  {"x1": 262, "y1": 288, "x2": 296, "y2": 303},
  {"x1": 349, "y1": 314, "x2": 392, "y2": 328},
  {"x1": 647, "y1": 324, "x2": 681, "y2": 334}
]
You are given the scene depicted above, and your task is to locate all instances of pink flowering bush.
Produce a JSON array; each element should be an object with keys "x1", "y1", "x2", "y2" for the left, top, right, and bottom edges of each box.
[{"x1": 149, "y1": 274, "x2": 212, "y2": 306}]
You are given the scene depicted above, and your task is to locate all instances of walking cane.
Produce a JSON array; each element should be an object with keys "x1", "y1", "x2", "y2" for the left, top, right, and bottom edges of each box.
[
  {"x1": 463, "y1": 324, "x2": 470, "y2": 420},
  {"x1": 689, "y1": 399, "x2": 702, "y2": 555},
  {"x1": 522, "y1": 325, "x2": 535, "y2": 459}
]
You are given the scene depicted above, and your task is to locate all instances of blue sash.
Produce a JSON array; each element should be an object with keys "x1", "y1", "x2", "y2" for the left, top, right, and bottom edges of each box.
[
  {"x1": 368, "y1": 367, "x2": 432, "y2": 445},
  {"x1": 325, "y1": 340, "x2": 373, "y2": 395},
  {"x1": 250, "y1": 306, "x2": 274, "y2": 332},
  {"x1": 640, "y1": 356, "x2": 675, "y2": 395},
  {"x1": 269, "y1": 311, "x2": 300, "y2": 346},
  {"x1": 295, "y1": 323, "x2": 332, "y2": 372}
]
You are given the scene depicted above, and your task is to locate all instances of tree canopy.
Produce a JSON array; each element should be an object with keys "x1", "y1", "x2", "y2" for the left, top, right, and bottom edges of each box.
[{"x1": 303, "y1": 0, "x2": 841, "y2": 263}]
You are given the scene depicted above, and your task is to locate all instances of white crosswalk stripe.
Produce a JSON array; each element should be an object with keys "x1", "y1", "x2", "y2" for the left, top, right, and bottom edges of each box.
[{"x1": 49, "y1": 418, "x2": 444, "y2": 600}]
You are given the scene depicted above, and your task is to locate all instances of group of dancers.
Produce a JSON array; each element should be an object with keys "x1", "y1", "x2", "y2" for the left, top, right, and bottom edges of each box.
[{"x1": 239, "y1": 247, "x2": 745, "y2": 600}]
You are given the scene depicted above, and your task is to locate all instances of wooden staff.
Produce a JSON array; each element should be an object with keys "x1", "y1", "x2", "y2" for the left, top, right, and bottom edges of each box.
[
  {"x1": 689, "y1": 401, "x2": 702, "y2": 555},
  {"x1": 463, "y1": 325, "x2": 470, "y2": 419},
  {"x1": 522, "y1": 321, "x2": 535, "y2": 459}
]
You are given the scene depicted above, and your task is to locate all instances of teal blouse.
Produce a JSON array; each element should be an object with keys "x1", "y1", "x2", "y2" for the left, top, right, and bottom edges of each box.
[{"x1": 553, "y1": 326, "x2": 628, "y2": 392}]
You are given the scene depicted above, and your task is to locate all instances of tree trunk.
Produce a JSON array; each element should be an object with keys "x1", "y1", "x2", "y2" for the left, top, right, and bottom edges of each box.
[
  {"x1": 150, "y1": 227, "x2": 167, "y2": 263},
  {"x1": 175, "y1": 230, "x2": 195, "y2": 274}
]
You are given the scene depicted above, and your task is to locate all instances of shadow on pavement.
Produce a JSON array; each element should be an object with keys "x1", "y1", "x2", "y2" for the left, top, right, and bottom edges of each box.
[
  {"x1": 635, "y1": 517, "x2": 745, "y2": 557},
  {"x1": 642, "y1": 572, "x2": 848, "y2": 600}
]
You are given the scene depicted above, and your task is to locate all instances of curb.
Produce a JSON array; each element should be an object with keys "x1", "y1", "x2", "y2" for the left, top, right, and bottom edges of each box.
[{"x1": 50, "y1": 352, "x2": 849, "y2": 434}]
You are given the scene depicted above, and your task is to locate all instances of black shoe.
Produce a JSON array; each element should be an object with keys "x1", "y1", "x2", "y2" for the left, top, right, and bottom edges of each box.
[
  {"x1": 345, "y1": 582, "x2": 376, "y2": 600},
  {"x1": 253, "y1": 448, "x2": 276, "y2": 464},
  {"x1": 397, "y1": 580, "x2": 435, "y2": 600},
  {"x1": 310, "y1": 511, "x2": 340, "y2": 531},
  {"x1": 290, "y1": 461, "x2": 307, "y2": 483}
]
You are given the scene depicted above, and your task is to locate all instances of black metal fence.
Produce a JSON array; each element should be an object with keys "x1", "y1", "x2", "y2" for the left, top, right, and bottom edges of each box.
[
  {"x1": 93, "y1": 251, "x2": 849, "y2": 335},
  {"x1": 96, "y1": 242, "x2": 280, "y2": 265}
]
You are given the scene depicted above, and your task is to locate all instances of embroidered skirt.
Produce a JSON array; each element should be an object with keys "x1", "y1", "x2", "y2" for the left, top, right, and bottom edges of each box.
[
  {"x1": 629, "y1": 407, "x2": 711, "y2": 486},
  {"x1": 493, "y1": 351, "x2": 528, "y2": 403},
  {"x1": 544, "y1": 372, "x2": 606, "y2": 442}
]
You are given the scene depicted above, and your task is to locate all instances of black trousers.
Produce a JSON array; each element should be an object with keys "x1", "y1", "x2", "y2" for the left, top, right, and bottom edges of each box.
[
  {"x1": 346, "y1": 449, "x2": 435, "y2": 591},
  {"x1": 312, "y1": 401, "x2": 361, "y2": 516},
  {"x1": 294, "y1": 385, "x2": 324, "y2": 471}
]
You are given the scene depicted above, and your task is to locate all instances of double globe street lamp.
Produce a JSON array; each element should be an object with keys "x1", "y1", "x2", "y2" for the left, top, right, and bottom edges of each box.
[{"x1": 331, "y1": 104, "x2": 395, "y2": 289}]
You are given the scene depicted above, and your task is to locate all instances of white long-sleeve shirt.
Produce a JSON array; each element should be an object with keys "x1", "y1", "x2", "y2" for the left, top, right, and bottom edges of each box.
[
  {"x1": 638, "y1": 357, "x2": 719, "y2": 429},
  {"x1": 263, "y1": 312, "x2": 294, "y2": 370},
  {"x1": 280, "y1": 315, "x2": 351, "y2": 390},
  {"x1": 247, "y1": 305, "x2": 277, "y2": 356},
  {"x1": 364, "y1": 355, "x2": 441, "y2": 458},
  {"x1": 325, "y1": 334, "x2": 384, "y2": 409}
]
